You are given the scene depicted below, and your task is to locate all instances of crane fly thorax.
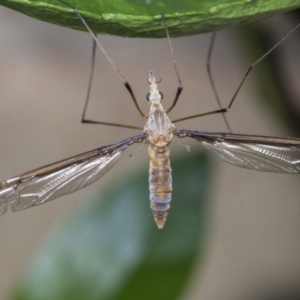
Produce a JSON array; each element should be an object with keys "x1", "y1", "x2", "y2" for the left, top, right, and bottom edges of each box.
[{"x1": 144, "y1": 109, "x2": 174, "y2": 148}]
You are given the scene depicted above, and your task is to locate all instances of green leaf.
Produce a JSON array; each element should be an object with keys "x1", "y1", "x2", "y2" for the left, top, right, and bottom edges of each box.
[
  {"x1": 1, "y1": 0, "x2": 300, "y2": 37},
  {"x1": 12, "y1": 151, "x2": 211, "y2": 300}
]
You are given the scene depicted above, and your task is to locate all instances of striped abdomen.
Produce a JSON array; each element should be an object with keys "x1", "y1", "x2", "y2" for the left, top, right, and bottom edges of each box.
[{"x1": 148, "y1": 146, "x2": 172, "y2": 229}]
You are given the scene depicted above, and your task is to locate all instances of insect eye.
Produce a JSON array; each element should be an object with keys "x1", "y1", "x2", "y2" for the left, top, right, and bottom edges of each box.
[
  {"x1": 146, "y1": 93, "x2": 151, "y2": 101},
  {"x1": 159, "y1": 92, "x2": 163, "y2": 100}
]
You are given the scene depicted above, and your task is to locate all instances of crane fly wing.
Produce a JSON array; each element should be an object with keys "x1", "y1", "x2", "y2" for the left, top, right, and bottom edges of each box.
[
  {"x1": 0, "y1": 133, "x2": 146, "y2": 215},
  {"x1": 0, "y1": 152, "x2": 122, "y2": 215},
  {"x1": 201, "y1": 141, "x2": 300, "y2": 173},
  {"x1": 175, "y1": 129, "x2": 300, "y2": 173}
]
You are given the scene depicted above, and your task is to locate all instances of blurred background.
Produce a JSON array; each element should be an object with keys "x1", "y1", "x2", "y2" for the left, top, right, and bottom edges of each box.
[{"x1": 0, "y1": 5, "x2": 300, "y2": 300}]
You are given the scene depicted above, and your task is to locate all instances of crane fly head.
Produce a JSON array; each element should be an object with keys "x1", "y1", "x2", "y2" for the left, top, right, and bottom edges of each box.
[{"x1": 146, "y1": 70, "x2": 163, "y2": 106}]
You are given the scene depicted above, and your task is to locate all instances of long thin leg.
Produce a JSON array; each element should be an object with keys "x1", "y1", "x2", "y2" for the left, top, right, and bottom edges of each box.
[
  {"x1": 161, "y1": 15, "x2": 184, "y2": 114},
  {"x1": 173, "y1": 21, "x2": 300, "y2": 124},
  {"x1": 172, "y1": 107, "x2": 227, "y2": 123},
  {"x1": 206, "y1": 32, "x2": 232, "y2": 132},
  {"x1": 226, "y1": 22, "x2": 300, "y2": 111},
  {"x1": 59, "y1": 0, "x2": 147, "y2": 119},
  {"x1": 81, "y1": 39, "x2": 142, "y2": 131},
  {"x1": 81, "y1": 38, "x2": 95, "y2": 122}
]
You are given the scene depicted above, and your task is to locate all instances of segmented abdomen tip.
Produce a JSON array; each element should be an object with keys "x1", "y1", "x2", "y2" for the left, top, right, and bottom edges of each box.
[{"x1": 153, "y1": 210, "x2": 168, "y2": 229}]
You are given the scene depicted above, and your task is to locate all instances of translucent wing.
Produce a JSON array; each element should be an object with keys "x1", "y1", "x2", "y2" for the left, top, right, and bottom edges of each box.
[
  {"x1": 0, "y1": 133, "x2": 146, "y2": 215},
  {"x1": 175, "y1": 129, "x2": 300, "y2": 173}
]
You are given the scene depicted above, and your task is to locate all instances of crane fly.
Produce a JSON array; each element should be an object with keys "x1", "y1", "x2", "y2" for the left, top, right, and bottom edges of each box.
[{"x1": 1, "y1": 4, "x2": 300, "y2": 228}]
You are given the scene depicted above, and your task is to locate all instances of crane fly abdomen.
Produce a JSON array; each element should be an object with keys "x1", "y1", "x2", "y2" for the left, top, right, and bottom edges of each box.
[{"x1": 148, "y1": 146, "x2": 172, "y2": 229}]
